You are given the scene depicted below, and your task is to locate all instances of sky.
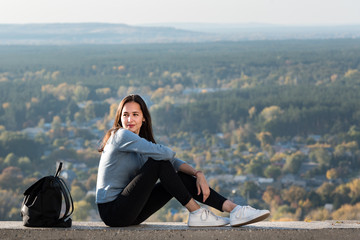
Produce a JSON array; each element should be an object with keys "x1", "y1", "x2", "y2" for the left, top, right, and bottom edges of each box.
[{"x1": 0, "y1": 0, "x2": 359, "y2": 26}]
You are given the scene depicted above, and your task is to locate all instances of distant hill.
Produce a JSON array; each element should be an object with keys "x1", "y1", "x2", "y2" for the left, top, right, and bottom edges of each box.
[
  {"x1": 143, "y1": 23, "x2": 360, "y2": 39},
  {"x1": 0, "y1": 23, "x2": 212, "y2": 45},
  {"x1": 0, "y1": 23, "x2": 359, "y2": 45}
]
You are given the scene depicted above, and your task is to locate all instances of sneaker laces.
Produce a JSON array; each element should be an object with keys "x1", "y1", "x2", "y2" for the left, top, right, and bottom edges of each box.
[
  {"x1": 200, "y1": 208, "x2": 219, "y2": 221},
  {"x1": 235, "y1": 206, "x2": 256, "y2": 218}
]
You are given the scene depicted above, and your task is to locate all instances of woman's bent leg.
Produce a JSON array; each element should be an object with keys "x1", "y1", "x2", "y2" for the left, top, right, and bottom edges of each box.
[
  {"x1": 132, "y1": 171, "x2": 229, "y2": 225},
  {"x1": 131, "y1": 182, "x2": 172, "y2": 225},
  {"x1": 98, "y1": 159, "x2": 192, "y2": 227},
  {"x1": 177, "y1": 172, "x2": 227, "y2": 212}
]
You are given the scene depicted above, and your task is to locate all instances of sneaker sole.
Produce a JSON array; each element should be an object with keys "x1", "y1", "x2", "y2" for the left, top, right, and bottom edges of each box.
[
  {"x1": 188, "y1": 222, "x2": 229, "y2": 227},
  {"x1": 230, "y1": 212, "x2": 270, "y2": 227}
]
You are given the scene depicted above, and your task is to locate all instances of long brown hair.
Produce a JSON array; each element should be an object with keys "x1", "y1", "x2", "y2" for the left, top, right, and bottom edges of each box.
[{"x1": 98, "y1": 94, "x2": 156, "y2": 152}]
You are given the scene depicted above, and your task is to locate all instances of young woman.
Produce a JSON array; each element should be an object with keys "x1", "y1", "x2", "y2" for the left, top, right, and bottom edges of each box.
[{"x1": 96, "y1": 94, "x2": 270, "y2": 227}]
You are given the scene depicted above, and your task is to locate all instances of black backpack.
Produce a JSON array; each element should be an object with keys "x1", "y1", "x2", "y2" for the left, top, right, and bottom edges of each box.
[{"x1": 21, "y1": 162, "x2": 74, "y2": 227}]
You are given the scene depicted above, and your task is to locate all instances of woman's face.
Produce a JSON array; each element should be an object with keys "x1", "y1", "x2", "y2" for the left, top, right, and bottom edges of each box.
[{"x1": 121, "y1": 101, "x2": 145, "y2": 135}]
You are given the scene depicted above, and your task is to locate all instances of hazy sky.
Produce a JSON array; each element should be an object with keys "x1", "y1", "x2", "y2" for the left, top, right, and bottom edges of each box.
[{"x1": 0, "y1": 0, "x2": 359, "y2": 26}]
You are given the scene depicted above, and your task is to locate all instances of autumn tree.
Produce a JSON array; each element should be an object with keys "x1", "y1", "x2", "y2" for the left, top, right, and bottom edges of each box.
[
  {"x1": 0, "y1": 189, "x2": 22, "y2": 220},
  {"x1": 281, "y1": 185, "x2": 306, "y2": 208},
  {"x1": 305, "y1": 208, "x2": 331, "y2": 221},
  {"x1": 0, "y1": 166, "x2": 23, "y2": 189},
  {"x1": 256, "y1": 131, "x2": 274, "y2": 149},
  {"x1": 332, "y1": 202, "x2": 360, "y2": 220},
  {"x1": 262, "y1": 186, "x2": 282, "y2": 209}
]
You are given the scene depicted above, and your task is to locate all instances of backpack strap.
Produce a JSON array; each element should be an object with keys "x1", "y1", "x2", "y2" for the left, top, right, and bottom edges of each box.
[
  {"x1": 54, "y1": 161, "x2": 74, "y2": 220},
  {"x1": 56, "y1": 177, "x2": 74, "y2": 221},
  {"x1": 55, "y1": 162, "x2": 63, "y2": 177}
]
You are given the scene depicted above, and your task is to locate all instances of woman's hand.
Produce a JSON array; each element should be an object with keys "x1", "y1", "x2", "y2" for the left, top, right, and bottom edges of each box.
[
  {"x1": 177, "y1": 163, "x2": 211, "y2": 202},
  {"x1": 195, "y1": 172, "x2": 210, "y2": 202}
]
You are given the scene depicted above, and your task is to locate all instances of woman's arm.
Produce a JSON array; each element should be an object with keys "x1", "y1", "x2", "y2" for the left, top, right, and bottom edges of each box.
[
  {"x1": 178, "y1": 163, "x2": 210, "y2": 202},
  {"x1": 113, "y1": 129, "x2": 176, "y2": 160}
]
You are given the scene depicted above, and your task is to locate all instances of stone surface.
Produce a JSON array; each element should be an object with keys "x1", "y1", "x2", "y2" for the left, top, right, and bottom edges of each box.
[{"x1": 0, "y1": 221, "x2": 360, "y2": 240}]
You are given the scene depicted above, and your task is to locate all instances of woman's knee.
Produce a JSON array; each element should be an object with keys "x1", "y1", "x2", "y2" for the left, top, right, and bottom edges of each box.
[{"x1": 177, "y1": 171, "x2": 195, "y2": 182}]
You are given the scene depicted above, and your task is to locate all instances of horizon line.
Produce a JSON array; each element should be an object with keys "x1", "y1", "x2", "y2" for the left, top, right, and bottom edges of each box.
[{"x1": 0, "y1": 21, "x2": 360, "y2": 28}]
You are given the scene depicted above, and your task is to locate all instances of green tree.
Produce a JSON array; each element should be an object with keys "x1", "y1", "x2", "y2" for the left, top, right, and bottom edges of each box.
[
  {"x1": 240, "y1": 181, "x2": 261, "y2": 200},
  {"x1": 84, "y1": 101, "x2": 96, "y2": 122},
  {"x1": 309, "y1": 147, "x2": 331, "y2": 167},
  {"x1": 264, "y1": 165, "x2": 282, "y2": 179},
  {"x1": 283, "y1": 151, "x2": 305, "y2": 174},
  {"x1": 51, "y1": 115, "x2": 62, "y2": 137},
  {"x1": 3, "y1": 153, "x2": 18, "y2": 168},
  {"x1": 74, "y1": 112, "x2": 86, "y2": 126},
  {"x1": 73, "y1": 85, "x2": 90, "y2": 102},
  {"x1": 73, "y1": 200, "x2": 91, "y2": 221},
  {"x1": 316, "y1": 182, "x2": 335, "y2": 204},
  {"x1": 71, "y1": 185, "x2": 86, "y2": 202}
]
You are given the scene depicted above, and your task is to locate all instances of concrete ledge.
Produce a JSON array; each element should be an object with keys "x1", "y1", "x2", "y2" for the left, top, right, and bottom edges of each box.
[{"x1": 1, "y1": 221, "x2": 360, "y2": 240}]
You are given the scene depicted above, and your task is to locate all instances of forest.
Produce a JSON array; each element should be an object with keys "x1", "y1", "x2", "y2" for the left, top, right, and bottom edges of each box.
[{"x1": 1, "y1": 39, "x2": 360, "y2": 221}]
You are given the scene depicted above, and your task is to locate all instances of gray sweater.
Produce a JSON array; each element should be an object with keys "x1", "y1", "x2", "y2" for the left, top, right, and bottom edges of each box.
[{"x1": 96, "y1": 128, "x2": 185, "y2": 204}]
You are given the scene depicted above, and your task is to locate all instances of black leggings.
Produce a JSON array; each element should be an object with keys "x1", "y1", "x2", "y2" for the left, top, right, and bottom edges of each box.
[{"x1": 97, "y1": 158, "x2": 227, "y2": 227}]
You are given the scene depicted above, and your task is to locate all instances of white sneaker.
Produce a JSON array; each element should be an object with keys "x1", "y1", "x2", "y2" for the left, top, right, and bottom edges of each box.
[
  {"x1": 230, "y1": 205, "x2": 270, "y2": 227},
  {"x1": 188, "y1": 208, "x2": 230, "y2": 227}
]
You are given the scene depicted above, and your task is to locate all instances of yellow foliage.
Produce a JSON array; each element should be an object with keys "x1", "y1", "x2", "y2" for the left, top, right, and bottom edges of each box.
[
  {"x1": 299, "y1": 199, "x2": 312, "y2": 209},
  {"x1": 307, "y1": 143, "x2": 331, "y2": 149},
  {"x1": 51, "y1": 71, "x2": 60, "y2": 80},
  {"x1": 270, "y1": 152, "x2": 287, "y2": 163},
  {"x1": 260, "y1": 106, "x2": 283, "y2": 122},
  {"x1": 108, "y1": 103, "x2": 118, "y2": 120},
  {"x1": 171, "y1": 72, "x2": 182, "y2": 79},
  {"x1": 173, "y1": 84, "x2": 184, "y2": 93},
  {"x1": 332, "y1": 202, "x2": 360, "y2": 220},
  {"x1": 305, "y1": 208, "x2": 331, "y2": 221},
  {"x1": 248, "y1": 106, "x2": 256, "y2": 119},
  {"x1": 0, "y1": 76, "x2": 8, "y2": 82},
  {"x1": 326, "y1": 168, "x2": 338, "y2": 180},
  {"x1": 346, "y1": 178, "x2": 360, "y2": 200},
  {"x1": 95, "y1": 87, "x2": 111, "y2": 96},
  {"x1": 151, "y1": 88, "x2": 165, "y2": 100},
  {"x1": 31, "y1": 97, "x2": 39, "y2": 103},
  {"x1": 330, "y1": 74, "x2": 338, "y2": 82},
  {"x1": 2, "y1": 102, "x2": 10, "y2": 109},
  {"x1": 344, "y1": 69, "x2": 359, "y2": 78},
  {"x1": 282, "y1": 185, "x2": 306, "y2": 206},
  {"x1": 162, "y1": 71, "x2": 170, "y2": 78},
  {"x1": 73, "y1": 200, "x2": 91, "y2": 221},
  {"x1": 41, "y1": 83, "x2": 89, "y2": 101}
]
